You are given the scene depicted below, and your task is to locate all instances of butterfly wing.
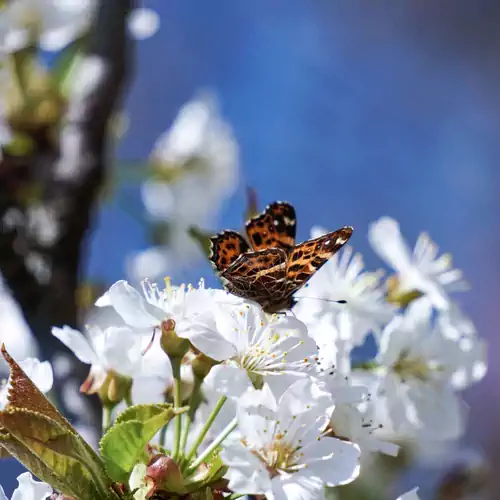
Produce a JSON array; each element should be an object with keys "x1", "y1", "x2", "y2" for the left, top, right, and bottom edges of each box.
[
  {"x1": 220, "y1": 248, "x2": 288, "y2": 303},
  {"x1": 285, "y1": 226, "x2": 353, "y2": 295},
  {"x1": 209, "y1": 230, "x2": 250, "y2": 273},
  {"x1": 245, "y1": 201, "x2": 296, "y2": 252}
]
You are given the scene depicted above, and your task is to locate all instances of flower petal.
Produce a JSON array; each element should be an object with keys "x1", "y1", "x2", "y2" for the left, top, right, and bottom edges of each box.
[
  {"x1": 11, "y1": 472, "x2": 52, "y2": 500},
  {"x1": 204, "y1": 364, "x2": 252, "y2": 398},
  {"x1": 369, "y1": 217, "x2": 413, "y2": 273},
  {"x1": 52, "y1": 326, "x2": 98, "y2": 366},
  {"x1": 104, "y1": 280, "x2": 165, "y2": 328}
]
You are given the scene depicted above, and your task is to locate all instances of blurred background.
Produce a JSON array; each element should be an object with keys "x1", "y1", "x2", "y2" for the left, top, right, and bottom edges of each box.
[{"x1": 0, "y1": 0, "x2": 498, "y2": 498}]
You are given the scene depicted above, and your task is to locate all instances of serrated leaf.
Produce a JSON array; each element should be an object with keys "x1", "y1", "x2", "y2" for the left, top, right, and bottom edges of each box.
[
  {"x1": 0, "y1": 408, "x2": 110, "y2": 500},
  {"x1": 0, "y1": 346, "x2": 114, "y2": 500},
  {"x1": 0, "y1": 432, "x2": 65, "y2": 492},
  {"x1": 100, "y1": 403, "x2": 177, "y2": 483},
  {"x1": 115, "y1": 403, "x2": 175, "y2": 425},
  {"x1": 1, "y1": 345, "x2": 73, "y2": 431}
]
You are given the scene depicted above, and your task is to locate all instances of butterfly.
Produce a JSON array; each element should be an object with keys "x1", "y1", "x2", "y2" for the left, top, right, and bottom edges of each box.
[{"x1": 208, "y1": 201, "x2": 353, "y2": 313}]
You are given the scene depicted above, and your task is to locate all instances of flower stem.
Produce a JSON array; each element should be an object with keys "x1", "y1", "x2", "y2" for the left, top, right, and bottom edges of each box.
[
  {"x1": 171, "y1": 358, "x2": 182, "y2": 461},
  {"x1": 184, "y1": 395, "x2": 227, "y2": 466},
  {"x1": 186, "y1": 417, "x2": 237, "y2": 474},
  {"x1": 180, "y1": 378, "x2": 202, "y2": 453},
  {"x1": 102, "y1": 405, "x2": 113, "y2": 434}
]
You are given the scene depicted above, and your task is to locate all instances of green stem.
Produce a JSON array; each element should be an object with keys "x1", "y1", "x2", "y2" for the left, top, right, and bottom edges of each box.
[
  {"x1": 184, "y1": 395, "x2": 227, "y2": 465},
  {"x1": 159, "y1": 421, "x2": 169, "y2": 448},
  {"x1": 180, "y1": 379, "x2": 202, "y2": 453},
  {"x1": 102, "y1": 405, "x2": 113, "y2": 434},
  {"x1": 228, "y1": 494, "x2": 246, "y2": 500},
  {"x1": 187, "y1": 417, "x2": 237, "y2": 474},
  {"x1": 171, "y1": 358, "x2": 182, "y2": 460}
]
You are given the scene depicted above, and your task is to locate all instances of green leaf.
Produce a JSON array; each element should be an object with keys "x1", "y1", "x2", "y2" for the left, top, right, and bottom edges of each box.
[
  {"x1": 0, "y1": 346, "x2": 115, "y2": 500},
  {"x1": 0, "y1": 410, "x2": 111, "y2": 500},
  {"x1": 115, "y1": 403, "x2": 175, "y2": 425},
  {"x1": 100, "y1": 403, "x2": 177, "y2": 483}
]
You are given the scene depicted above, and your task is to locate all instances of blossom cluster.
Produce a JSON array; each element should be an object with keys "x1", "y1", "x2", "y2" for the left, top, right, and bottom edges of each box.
[{"x1": 0, "y1": 217, "x2": 486, "y2": 500}]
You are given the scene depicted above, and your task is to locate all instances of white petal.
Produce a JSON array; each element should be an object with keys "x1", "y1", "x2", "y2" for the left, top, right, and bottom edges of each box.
[
  {"x1": 51, "y1": 326, "x2": 98, "y2": 365},
  {"x1": 369, "y1": 217, "x2": 413, "y2": 273},
  {"x1": 184, "y1": 323, "x2": 236, "y2": 361},
  {"x1": 204, "y1": 364, "x2": 252, "y2": 398},
  {"x1": 278, "y1": 378, "x2": 331, "y2": 419},
  {"x1": 140, "y1": 181, "x2": 175, "y2": 220},
  {"x1": 397, "y1": 487, "x2": 420, "y2": 499},
  {"x1": 221, "y1": 443, "x2": 271, "y2": 494},
  {"x1": 105, "y1": 280, "x2": 164, "y2": 328},
  {"x1": 304, "y1": 437, "x2": 360, "y2": 487},
  {"x1": 11, "y1": 472, "x2": 52, "y2": 500},
  {"x1": 272, "y1": 473, "x2": 324, "y2": 500},
  {"x1": 0, "y1": 485, "x2": 6, "y2": 500}
]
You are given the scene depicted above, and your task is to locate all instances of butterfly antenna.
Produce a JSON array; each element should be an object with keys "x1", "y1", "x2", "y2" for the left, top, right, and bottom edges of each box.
[
  {"x1": 295, "y1": 297, "x2": 348, "y2": 305},
  {"x1": 141, "y1": 326, "x2": 158, "y2": 356}
]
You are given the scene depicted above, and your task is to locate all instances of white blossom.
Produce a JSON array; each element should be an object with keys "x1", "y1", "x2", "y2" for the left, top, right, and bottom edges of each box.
[
  {"x1": 0, "y1": 0, "x2": 97, "y2": 52},
  {"x1": 200, "y1": 301, "x2": 317, "y2": 398},
  {"x1": 0, "y1": 357, "x2": 53, "y2": 408},
  {"x1": 295, "y1": 226, "x2": 394, "y2": 347},
  {"x1": 0, "y1": 472, "x2": 52, "y2": 500},
  {"x1": 221, "y1": 379, "x2": 360, "y2": 499},
  {"x1": 369, "y1": 217, "x2": 468, "y2": 310},
  {"x1": 95, "y1": 279, "x2": 240, "y2": 335},
  {"x1": 133, "y1": 91, "x2": 238, "y2": 279},
  {"x1": 127, "y1": 7, "x2": 159, "y2": 40},
  {"x1": 369, "y1": 298, "x2": 485, "y2": 440},
  {"x1": 51, "y1": 324, "x2": 148, "y2": 393}
]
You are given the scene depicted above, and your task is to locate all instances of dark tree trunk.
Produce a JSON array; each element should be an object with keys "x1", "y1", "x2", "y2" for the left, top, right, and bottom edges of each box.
[{"x1": 0, "y1": 0, "x2": 135, "y2": 425}]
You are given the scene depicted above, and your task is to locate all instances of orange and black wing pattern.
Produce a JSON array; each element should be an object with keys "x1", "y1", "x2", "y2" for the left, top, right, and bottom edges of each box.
[
  {"x1": 245, "y1": 201, "x2": 296, "y2": 252},
  {"x1": 285, "y1": 226, "x2": 353, "y2": 295}
]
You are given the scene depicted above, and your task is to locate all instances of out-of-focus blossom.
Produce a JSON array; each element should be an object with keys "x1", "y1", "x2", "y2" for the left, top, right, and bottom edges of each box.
[
  {"x1": 0, "y1": 280, "x2": 39, "y2": 375},
  {"x1": 222, "y1": 379, "x2": 360, "y2": 499},
  {"x1": 0, "y1": 472, "x2": 52, "y2": 500},
  {"x1": 369, "y1": 217, "x2": 468, "y2": 310},
  {"x1": 0, "y1": 356, "x2": 53, "y2": 408},
  {"x1": 127, "y1": 7, "x2": 159, "y2": 40},
  {"x1": 295, "y1": 226, "x2": 394, "y2": 347},
  {"x1": 0, "y1": 0, "x2": 97, "y2": 52},
  {"x1": 368, "y1": 299, "x2": 485, "y2": 441},
  {"x1": 132, "y1": 91, "x2": 239, "y2": 279},
  {"x1": 51, "y1": 324, "x2": 147, "y2": 394}
]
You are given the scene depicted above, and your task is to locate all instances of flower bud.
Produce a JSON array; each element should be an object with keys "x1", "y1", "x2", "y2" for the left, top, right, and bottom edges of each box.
[
  {"x1": 191, "y1": 352, "x2": 218, "y2": 381},
  {"x1": 160, "y1": 319, "x2": 190, "y2": 359},
  {"x1": 98, "y1": 371, "x2": 132, "y2": 407},
  {"x1": 146, "y1": 454, "x2": 185, "y2": 493}
]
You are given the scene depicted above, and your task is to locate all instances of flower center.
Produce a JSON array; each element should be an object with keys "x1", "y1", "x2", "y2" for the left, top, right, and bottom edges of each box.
[
  {"x1": 392, "y1": 350, "x2": 431, "y2": 382},
  {"x1": 236, "y1": 331, "x2": 307, "y2": 378},
  {"x1": 249, "y1": 436, "x2": 303, "y2": 478}
]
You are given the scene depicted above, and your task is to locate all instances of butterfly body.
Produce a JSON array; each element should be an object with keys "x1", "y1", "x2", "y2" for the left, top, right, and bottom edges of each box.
[{"x1": 209, "y1": 201, "x2": 353, "y2": 313}]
